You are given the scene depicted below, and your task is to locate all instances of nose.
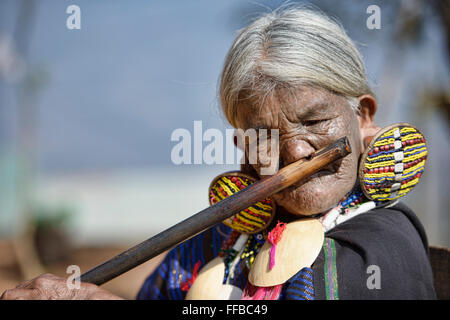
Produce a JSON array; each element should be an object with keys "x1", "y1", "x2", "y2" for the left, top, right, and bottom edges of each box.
[{"x1": 280, "y1": 138, "x2": 315, "y2": 167}]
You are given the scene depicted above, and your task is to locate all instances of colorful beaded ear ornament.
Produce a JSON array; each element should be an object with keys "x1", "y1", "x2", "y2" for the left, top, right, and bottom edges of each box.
[
  {"x1": 321, "y1": 123, "x2": 428, "y2": 232},
  {"x1": 358, "y1": 123, "x2": 428, "y2": 202},
  {"x1": 208, "y1": 171, "x2": 276, "y2": 234}
]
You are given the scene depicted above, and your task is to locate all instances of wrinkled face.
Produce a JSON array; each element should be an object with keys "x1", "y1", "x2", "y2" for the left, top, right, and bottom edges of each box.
[{"x1": 235, "y1": 86, "x2": 363, "y2": 216}]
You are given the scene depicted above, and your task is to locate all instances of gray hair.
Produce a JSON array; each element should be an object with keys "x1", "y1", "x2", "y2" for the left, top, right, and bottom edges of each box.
[{"x1": 220, "y1": 6, "x2": 373, "y2": 127}]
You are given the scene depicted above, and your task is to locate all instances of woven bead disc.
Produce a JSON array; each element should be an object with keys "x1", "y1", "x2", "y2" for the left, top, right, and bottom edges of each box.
[
  {"x1": 358, "y1": 123, "x2": 428, "y2": 202},
  {"x1": 208, "y1": 171, "x2": 275, "y2": 234}
]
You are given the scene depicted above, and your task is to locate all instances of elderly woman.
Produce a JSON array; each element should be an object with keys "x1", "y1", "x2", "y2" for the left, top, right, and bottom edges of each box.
[{"x1": 1, "y1": 7, "x2": 436, "y2": 300}]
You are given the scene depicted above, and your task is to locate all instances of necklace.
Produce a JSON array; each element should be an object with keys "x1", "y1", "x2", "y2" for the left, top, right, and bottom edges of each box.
[
  {"x1": 320, "y1": 185, "x2": 377, "y2": 232},
  {"x1": 240, "y1": 232, "x2": 267, "y2": 270}
]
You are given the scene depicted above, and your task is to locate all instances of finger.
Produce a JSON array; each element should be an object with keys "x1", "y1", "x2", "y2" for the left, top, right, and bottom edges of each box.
[
  {"x1": 16, "y1": 273, "x2": 55, "y2": 289},
  {"x1": 29, "y1": 273, "x2": 61, "y2": 289},
  {"x1": 15, "y1": 279, "x2": 34, "y2": 289},
  {"x1": 0, "y1": 288, "x2": 40, "y2": 300}
]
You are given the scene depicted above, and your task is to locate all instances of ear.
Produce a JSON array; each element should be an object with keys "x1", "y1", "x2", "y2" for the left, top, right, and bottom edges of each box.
[{"x1": 357, "y1": 94, "x2": 381, "y2": 150}]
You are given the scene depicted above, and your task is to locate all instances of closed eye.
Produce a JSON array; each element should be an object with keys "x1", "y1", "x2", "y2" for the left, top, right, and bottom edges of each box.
[
  {"x1": 303, "y1": 117, "x2": 336, "y2": 127},
  {"x1": 303, "y1": 119, "x2": 323, "y2": 126}
]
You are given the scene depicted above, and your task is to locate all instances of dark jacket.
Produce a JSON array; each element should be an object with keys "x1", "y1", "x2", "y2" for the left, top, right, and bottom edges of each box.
[{"x1": 312, "y1": 202, "x2": 436, "y2": 299}]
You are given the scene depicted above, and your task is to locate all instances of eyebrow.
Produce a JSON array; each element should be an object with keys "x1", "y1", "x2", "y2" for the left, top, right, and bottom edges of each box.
[
  {"x1": 245, "y1": 101, "x2": 336, "y2": 129},
  {"x1": 296, "y1": 102, "x2": 334, "y2": 119},
  {"x1": 252, "y1": 125, "x2": 271, "y2": 130}
]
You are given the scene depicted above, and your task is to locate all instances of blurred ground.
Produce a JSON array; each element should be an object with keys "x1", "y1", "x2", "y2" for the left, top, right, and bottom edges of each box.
[{"x1": 0, "y1": 239, "x2": 166, "y2": 300}]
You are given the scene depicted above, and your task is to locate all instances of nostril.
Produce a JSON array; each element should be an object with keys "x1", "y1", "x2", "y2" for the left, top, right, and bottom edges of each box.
[{"x1": 281, "y1": 138, "x2": 315, "y2": 166}]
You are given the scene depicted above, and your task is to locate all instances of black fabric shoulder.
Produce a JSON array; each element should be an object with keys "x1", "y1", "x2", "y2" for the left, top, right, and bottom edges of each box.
[
  {"x1": 313, "y1": 202, "x2": 436, "y2": 299},
  {"x1": 389, "y1": 202, "x2": 430, "y2": 254}
]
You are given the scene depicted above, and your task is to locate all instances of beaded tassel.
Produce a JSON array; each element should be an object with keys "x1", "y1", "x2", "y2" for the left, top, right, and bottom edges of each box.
[
  {"x1": 240, "y1": 233, "x2": 266, "y2": 269},
  {"x1": 267, "y1": 221, "x2": 287, "y2": 270}
]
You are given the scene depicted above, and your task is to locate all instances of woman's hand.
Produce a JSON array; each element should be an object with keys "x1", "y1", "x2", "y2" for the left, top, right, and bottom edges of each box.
[{"x1": 0, "y1": 273, "x2": 123, "y2": 300}]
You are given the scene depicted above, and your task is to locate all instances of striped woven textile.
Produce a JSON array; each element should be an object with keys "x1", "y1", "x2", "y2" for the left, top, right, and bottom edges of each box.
[
  {"x1": 136, "y1": 224, "x2": 248, "y2": 300},
  {"x1": 323, "y1": 238, "x2": 339, "y2": 300},
  {"x1": 282, "y1": 267, "x2": 315, "y2": 300}
]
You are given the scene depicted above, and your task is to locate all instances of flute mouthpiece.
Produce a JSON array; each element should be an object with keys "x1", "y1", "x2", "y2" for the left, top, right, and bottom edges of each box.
[{"x1": 313, "y1": 136, "x2": 351, "y2": 158}]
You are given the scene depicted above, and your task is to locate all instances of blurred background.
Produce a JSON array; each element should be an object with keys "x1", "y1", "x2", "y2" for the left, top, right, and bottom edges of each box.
[{"x1": 0, "y1": 0, "x2": 449, "y2": 299}]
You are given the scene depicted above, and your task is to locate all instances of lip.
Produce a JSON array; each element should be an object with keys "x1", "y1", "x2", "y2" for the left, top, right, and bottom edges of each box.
[
  {"x1": 295, "y1": 169, "x2": 333, "y2": 186},
  {"x1": 290, "y1": 163, "x2": 337, "y2": 188},
  {"x1": 307, "y1": 169, "x2": 334, "y2": 180}
]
